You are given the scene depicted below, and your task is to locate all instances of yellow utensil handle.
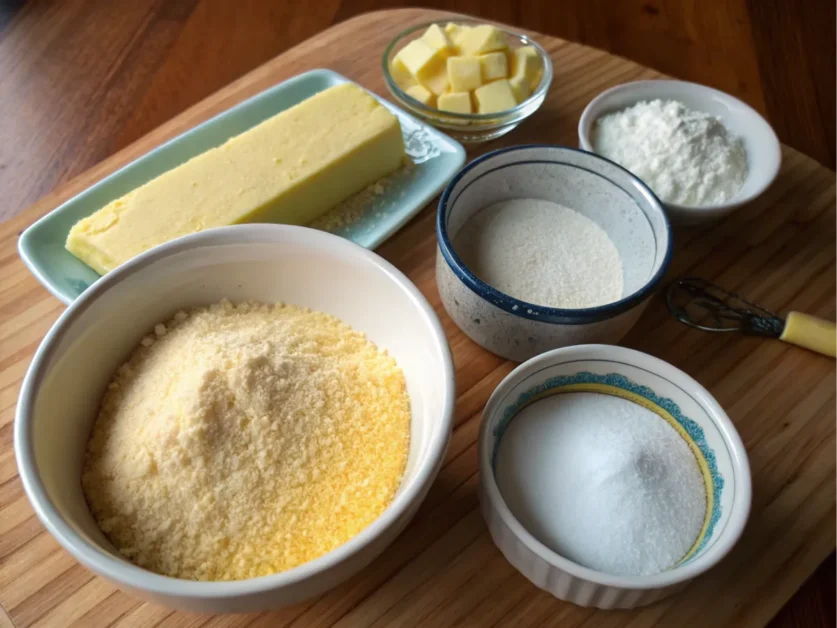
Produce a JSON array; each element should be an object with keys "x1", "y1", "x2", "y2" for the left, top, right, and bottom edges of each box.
[{"x1": 779, "y1": 312, "x2": 837, "y2": 358}]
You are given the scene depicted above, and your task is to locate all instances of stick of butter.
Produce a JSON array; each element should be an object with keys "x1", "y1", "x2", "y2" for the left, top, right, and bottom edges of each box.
[{"x1": 66, "y1": 83, "x2": 405, "y2": 274}]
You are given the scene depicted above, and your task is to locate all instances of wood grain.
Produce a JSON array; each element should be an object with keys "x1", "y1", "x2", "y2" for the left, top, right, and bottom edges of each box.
[
  {"x1": 0, "y1": 0, "x2": 834, "y2": 224},
  {"x1": 0, "y1": 7, "x2": 834, "y2": 628}
]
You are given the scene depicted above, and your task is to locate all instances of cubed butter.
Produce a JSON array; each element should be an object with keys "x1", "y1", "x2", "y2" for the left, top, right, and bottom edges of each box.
[
  {"x1": 66, "y1": 84, "x2": 405, "y2": 275},
  {"x1": 396, "y1": 39, "x2": 448, "y2": 94},
  {"x1": 474, "y1": 79, "x2": 517, "y2": 113},
  {"x1": 511, "y1": 45, "x2": 543, "y2": 89},
  {"x1": 445, "y1": 23, "x2": 471, "y2": 54},
  {"x1": 444, "y1": 23, "x2": 462, "y2": 37},
  {"x1": 479, "y1": 51, "x2": 508, "y2": 82},
  {"x1": 390, "y1": 57, "x2": 416, "y2": 90},
  {"x1": 508, "y1": 74, "x2": 531, "y2": 103},
  {"x1": 437, "y1": 91, "x2": 472, "y2": 114},
  {"x1": 420, "y1": 66, "x2": 450, "y2": 96},
  {"x1": 405, "y1": 84, "x2": 435, "y2": 107},
  {"x1": 421, "y1": 24, "x2": 453, "y2": 53},
  {"x1": 458, "y1": 25, "x2": 507, "y2": 56},
  {"x1": 447, "y1": 56, "x2": 482, "y2": 92}
]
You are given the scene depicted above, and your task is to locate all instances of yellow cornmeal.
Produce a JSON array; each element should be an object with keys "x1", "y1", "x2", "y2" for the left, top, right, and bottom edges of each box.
[{"x1": 82, "y1": 300, "x2": 410, "y2": 581}]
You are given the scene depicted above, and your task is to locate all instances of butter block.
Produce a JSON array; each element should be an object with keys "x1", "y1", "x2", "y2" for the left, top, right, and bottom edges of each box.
[
  {"x1": 479, "y1": 52, "x2": 508, "y2": 82},
  {"x1": 437, "y1": 92, "x2": 472, "y2": 114},
  {"x1": 447, "y1": 56, "x2": 482, "y2": 92},
  {"x1": 421, "y1": 24, "x2": 453, "y2": 54},
  {"x1": 474, "y1": 79, "x2": 517, "y2": 114},
  {"x1": 458, "y1": 25, "x2": 508, "y2": 56},
  {"x1": 390, "y1": 57, "x2": 416, "y2": 90},
  {"x1": 66, "y1": 84, "x2": 405, "y2": 274},
  {"x1": 509, "y1": 74, "x2": 531, "y2": 103},
  {"x1": 406, "y1": 84, "x2": 435, "y2": 107},
  {"x1": 511, "y1": 45, "x2": 543, "y2": 89}
]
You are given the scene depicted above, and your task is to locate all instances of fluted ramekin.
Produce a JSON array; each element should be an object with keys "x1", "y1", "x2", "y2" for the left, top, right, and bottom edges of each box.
[{"x1": 479, "y1": 344, "x2": 751, "y2": 609}]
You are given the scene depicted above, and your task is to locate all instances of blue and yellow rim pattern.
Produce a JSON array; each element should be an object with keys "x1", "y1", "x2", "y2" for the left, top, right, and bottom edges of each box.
[{"x1": 491, "y1": 371, "x2": 724, "y2": 564}]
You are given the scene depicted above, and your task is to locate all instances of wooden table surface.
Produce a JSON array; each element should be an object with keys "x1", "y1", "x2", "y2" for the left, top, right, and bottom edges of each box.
[{"x1": 0, "y1": 2, "x2": 834, "y2": 627}]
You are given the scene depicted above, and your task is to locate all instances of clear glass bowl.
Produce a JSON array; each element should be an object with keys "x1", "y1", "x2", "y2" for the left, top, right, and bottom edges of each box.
[{"x1": 382, "y1": 20, "x2": 553, "y2": 144}]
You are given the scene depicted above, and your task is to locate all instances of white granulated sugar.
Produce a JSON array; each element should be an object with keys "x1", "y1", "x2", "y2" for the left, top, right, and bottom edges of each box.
[
  {"x1": 454, "y1": 199, "x2": 623, "y2": 309},
  {"x1": 495, "y1": 392, "x2": 706, "y2": 577},
  {"x1": 593, "y1": 99, "x2": 748, "y2": 206}
]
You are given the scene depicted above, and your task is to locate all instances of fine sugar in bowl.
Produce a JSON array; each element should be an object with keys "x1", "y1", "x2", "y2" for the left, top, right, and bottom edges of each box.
[
  {"x1": 436, "y1": 145, "x2": 672, "y2": 362},
  {"x1": 479, "y1": 345, "x2": 752, "y2": 609},
  {"x1": 15, "y1": 224, "x2": 455, "y2": 613}
]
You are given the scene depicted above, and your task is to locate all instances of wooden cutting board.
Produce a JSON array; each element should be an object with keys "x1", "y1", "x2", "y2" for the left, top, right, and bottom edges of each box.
[{"x1": 0, "y1": 8, "x2": 834, "y2": 628}]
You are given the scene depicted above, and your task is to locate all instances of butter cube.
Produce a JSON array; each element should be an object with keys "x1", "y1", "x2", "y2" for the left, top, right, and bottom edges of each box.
[
  {"x1": 390, "y1": 58, "x2": 416, "y2": 90},
  {"x1": 445, "y1": 23, "x2": 471, "y2": 53},
  {"x1": 511, "y1": 46, "x2": 543, "y2": 89},
  {"x1": 479, "y1": 51, "x2": 508, "y2": 82},
  {"x1": 420, "y1": 66, "x2": 450, "y2": 96},
  {"x1": 474, "y1": 79, "x2": 517, "y2": 114},
  {"x1": 444, "y1": 23, "x2": 462, "y2": 37},
  {"x1": 437, "y1": 91, "x2": 472, "y2": 114},
  {"x1": 405, "y1": 84, "x2": 435, "y2": 107},
  {"x1": 397, "y1": 39, "x2": 449, "y2": 95},
  {"x1": 458, "y1": 25, "x2": 507, "y2": 56},
  {"x1": 421, "y1": 24, "x2": 453, "y2": 53},
  {"x1": 447, "y1": 56, "x2": 482, "y2": 92},
  {"x1": 509, "y1": 74, "x2": 531, "y2": 103}
]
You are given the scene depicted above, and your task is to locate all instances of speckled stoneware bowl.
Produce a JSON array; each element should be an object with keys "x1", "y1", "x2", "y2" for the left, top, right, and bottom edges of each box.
[
  {"x1": 479, "y1": 345, "x2": 751, "y2": 608},
  {"x1": 436, "y1": 145, "x2": 672, "y2": 362}
]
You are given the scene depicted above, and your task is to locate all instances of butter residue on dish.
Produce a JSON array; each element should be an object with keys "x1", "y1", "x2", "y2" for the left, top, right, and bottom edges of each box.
[
  {"x1": 66, "y1": 83, "x2": 405, "y2": 275},
  {"x1": 310, "y1": 160, "x2": 414, "y2": 234},
  {"x1": 82, "y1": 300, "x2": 411, "y2": 581}
]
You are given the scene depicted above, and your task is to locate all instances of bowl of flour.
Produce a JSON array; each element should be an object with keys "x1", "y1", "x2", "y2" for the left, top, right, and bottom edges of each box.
[
  {"x1": 579, "y1": 79, "x2": 781, "y2": 224},
  {"x1": 436, "y1": 145, "x2": 672, "y2": 362}
]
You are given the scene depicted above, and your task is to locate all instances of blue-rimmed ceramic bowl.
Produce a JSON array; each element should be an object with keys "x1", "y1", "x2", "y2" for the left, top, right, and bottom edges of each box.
[
  {"x1": 436, "y1": 145, "x2": 672, "y2": 362},
  {"x1": 479, "y1": 344, "x2": 751, "y2": 609}
]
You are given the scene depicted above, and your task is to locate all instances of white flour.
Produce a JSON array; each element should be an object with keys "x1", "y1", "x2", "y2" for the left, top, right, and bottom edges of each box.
[
  {"x1": 454, "y1": 199, "x2": 623, "y2": 309},
  {"x1": 495, "y1": 392, "x2": 707, "y2": 576},
  {"x1": 592, "y1": 99, "x2": 747, "y2": 206}
]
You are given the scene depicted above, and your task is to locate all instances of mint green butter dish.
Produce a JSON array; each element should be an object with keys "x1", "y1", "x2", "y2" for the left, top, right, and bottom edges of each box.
[{"x1": 18, "y1": 69, "x2": 465, "y2": 304}]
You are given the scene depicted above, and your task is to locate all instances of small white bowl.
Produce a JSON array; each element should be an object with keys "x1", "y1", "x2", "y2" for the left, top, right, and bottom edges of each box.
[
  {"x1": 578, "y1": 80, "x2": 781, "y2": 224},
  {"x1": 15, "y1": 224, "x2": 456, "y2": 613},
  {"x1": 436, "y1": 145, "x2": 672, "y2": 362},
  {"x1": 479, "y1": 344, "x2": 751, "y2": 609}
]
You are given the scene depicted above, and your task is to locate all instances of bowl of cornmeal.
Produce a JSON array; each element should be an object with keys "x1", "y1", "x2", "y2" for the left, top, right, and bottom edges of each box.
[
  {"x1": 436, "y1": 144, "x2": 673, "y2": 362},
  {"x1": 15, "y1": 224, "x2": 455, "y2": 613}
]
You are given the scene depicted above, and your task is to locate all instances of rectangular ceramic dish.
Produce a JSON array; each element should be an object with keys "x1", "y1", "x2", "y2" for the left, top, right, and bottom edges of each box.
[{"x1": 18, "y1": 69, "x2": 466, "y2": 304}]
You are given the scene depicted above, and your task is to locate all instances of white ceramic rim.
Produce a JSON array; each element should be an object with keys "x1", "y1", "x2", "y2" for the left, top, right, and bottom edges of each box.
[
  {"x1": 577, "y1": 79, "x2": 782, "y2": 213},
  {"x1": 479, "y1": 343, "x2": 752, "y2": 590},
  {"x1": 15, "y1": 223, "x2": 456, "y2": 599}
]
